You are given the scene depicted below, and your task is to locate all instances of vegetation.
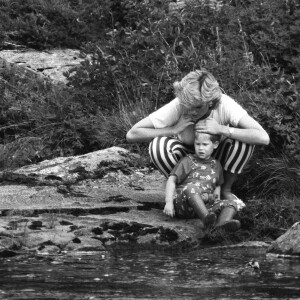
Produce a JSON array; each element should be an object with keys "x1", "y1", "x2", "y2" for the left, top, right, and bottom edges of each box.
[{"x1": 0, "y1": 0, "x2": 299, "y2": 240}]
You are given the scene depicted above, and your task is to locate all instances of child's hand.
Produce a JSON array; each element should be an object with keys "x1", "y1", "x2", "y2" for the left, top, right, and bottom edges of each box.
[
  {"x1": 213, "y1": 193, "x2": 220, "y2": 200},
  {"x1": 163, "y1": 202, "x2": 175, "y2": 217}
]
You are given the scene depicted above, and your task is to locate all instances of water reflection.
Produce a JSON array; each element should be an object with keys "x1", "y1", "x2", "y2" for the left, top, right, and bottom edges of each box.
[{"x1": 0, "y1": 247, "x2": 300, "y2": 299}]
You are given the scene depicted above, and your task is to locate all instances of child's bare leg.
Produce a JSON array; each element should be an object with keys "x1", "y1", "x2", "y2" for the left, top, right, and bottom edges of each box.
[
  {"x1": 185, "y1": 186, "x2": 216, "y2": 226},
  {"x1": 214, "y1": 204, "x2": 240, "y2": 232}
]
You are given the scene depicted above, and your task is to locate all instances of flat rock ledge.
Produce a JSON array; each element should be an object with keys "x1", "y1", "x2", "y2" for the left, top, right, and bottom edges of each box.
[
  {"x1": 0, "y1": 146, "x2": 204, "y2": 256},
  {"x1": 0, "y1": 146, "x2": 295, "y2": 257},
  {"x1": 267, "y1": 222, "x2": 300, "y2": 258}
]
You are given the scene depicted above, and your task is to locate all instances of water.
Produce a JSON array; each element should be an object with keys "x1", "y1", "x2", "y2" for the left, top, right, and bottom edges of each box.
[{"x1": 0, "y1": 247, "x2": 300, "y2": 299}]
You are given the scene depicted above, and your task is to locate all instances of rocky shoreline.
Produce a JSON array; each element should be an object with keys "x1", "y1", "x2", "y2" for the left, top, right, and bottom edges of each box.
[
  {"x1": 0, "y1": 146, "x2": 298, "y2": 258},
  {"x1": 0, "y1": 147, "x2": 205, "y2": 256}
]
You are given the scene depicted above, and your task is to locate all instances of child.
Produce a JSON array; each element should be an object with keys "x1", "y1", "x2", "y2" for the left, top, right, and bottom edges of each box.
[{"x1": 163, "y1": 127, "x2": 241, "y2": 232}]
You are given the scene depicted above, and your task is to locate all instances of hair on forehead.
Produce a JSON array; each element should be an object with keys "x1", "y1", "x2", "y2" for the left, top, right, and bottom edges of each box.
[{"x1": 194, "y1": 131, "x2": 221, "y2": 143}]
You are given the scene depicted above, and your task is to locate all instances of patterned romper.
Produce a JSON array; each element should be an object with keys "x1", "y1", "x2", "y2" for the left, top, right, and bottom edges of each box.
[{"x1": 170, "y1": 154, "x2": 237, "y2": 219}]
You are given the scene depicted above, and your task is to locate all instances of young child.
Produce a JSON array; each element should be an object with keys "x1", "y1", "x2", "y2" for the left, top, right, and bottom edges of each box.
[{"x1": 163, "y1": 127, "x2": 241, "y2": 232}]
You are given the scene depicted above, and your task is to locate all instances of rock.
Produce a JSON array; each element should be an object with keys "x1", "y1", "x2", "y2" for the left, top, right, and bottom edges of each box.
[
  {"x1": 0, "y1": 249, "x2": 18, "y2": 258},
  {"x1": 28, "y1": 220, "x2": 44, "y2": 230},
  {"x1": 0, "y1": 236, "x2": 22, "y2": 250},
  {"x1": 64, "y1": 236, "x2": 105, "y2": 252},
  {"x1": 267, "y1": 222, "x2": 300, "y2": 257},
  {"x1": 1, "y1": 146, "x2": 138, "y2": 185},
  {"x1": 0, "y1": 49, "x2": 86, "y2": 84},
  {"x1": 37, "y1": 245, "x2": 61, "y2": 255},
  {"x1": 23, "y1": 228, "x2": 75, "y2": 249}
]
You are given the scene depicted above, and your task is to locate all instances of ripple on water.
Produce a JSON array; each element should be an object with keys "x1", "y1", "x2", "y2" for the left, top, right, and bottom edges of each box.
[{"x1": 0, "y1": 247, "x2": 300, "y2": 299}]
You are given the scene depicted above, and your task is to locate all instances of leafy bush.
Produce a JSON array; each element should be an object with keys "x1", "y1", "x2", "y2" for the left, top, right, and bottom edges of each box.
[
  {"x1": 68, "y1": 1, "x2": 299, "y2": 152},
  {"x1": 0, "y1": 0, "x2": 299, "y2": 199},
  {"x1": 0, "y1": 0, "x2": 115, "y2": 49},
  {"x1": 0, "y1": 68, "x2": 108, "y2": 168}
]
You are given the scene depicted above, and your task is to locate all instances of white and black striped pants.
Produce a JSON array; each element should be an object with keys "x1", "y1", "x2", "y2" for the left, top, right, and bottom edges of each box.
[{"x1": 149, "y1": 136, "x2": 255, "y2": 177}]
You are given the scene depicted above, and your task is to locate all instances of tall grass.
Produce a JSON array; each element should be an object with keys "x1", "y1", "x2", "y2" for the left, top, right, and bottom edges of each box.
[
  {"x1": 250, "y1": 153, "x2": 300, "y2": 199},
  {"x1": 0, "y1": 63, "x2": 156, "y2": 169}
]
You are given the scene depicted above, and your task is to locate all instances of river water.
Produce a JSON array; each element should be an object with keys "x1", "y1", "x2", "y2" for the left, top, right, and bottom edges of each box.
[{"x1": 0, "y1": 246, "x2": 300, "y2": 299}]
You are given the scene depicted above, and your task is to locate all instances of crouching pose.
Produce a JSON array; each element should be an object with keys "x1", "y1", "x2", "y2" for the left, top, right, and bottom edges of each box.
[{"x1": 126, "y1": 69, "x2": 270, "y2": 201}]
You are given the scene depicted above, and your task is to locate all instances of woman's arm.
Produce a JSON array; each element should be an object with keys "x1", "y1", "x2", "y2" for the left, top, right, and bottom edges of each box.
[
  {"x1": 163, "y1": 175, "x2": 177, "y2": 217},
  {"x1": 196, "y1": 115, "x2": 270, "y2": 145},
  {"x1": 221, "y1": 114, "x2": 270, "y2": 145},
  {"x1": 126, "y1": 115, "x2": 194, "y2": 143}
]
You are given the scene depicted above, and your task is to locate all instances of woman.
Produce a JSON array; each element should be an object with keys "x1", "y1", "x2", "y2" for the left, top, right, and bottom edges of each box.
[{"x1": 126, "y1": 69, "x2": 270, "y2": 202}]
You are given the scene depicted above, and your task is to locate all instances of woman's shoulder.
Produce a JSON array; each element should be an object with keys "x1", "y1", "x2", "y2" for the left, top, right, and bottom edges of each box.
[
  {"x1": 153, "y1": 97, "x2": 182, "y2": 114},
  {"x1": 149, "y1": 98, "x2": 182, "y2": 128},
  {"x1": 169, "y1": 97, "x2": 181, "y2": 110},
  {"x1": 219, "y1": 93, "x2": 236, "y2": 105},
  {"x1": 214, "y1": 93, "x2": 247, "y2": 126}
]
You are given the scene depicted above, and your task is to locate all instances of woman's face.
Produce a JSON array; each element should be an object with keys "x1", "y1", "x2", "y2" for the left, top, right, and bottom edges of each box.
[{"x1": 186, "y1": 102, "x2": 210, "y2": 122}]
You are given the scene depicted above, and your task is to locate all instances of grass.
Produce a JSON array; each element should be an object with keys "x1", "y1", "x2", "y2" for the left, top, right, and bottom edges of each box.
[
  {"x1": 250, "y1": 153, "x2": 300, "y2": 199},
  {"x1": 204, "y1": 195, "x2": 300, "y2": 245}
]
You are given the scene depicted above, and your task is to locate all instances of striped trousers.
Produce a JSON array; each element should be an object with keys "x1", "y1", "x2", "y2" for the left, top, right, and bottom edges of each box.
[{"x1": 149, "y1": 137, "x2": 255, "y2": 177}]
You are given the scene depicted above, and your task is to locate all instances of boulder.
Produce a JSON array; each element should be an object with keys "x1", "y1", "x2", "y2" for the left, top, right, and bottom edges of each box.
[
  {"x1": 267, "y1": 222, "x2": 300, "y2": 257},
  {"x1": 1, "y1": 146, "x2": 137, "y2": 185},
  {"x1": 0, "y1": 49, "x2": 85, "y2": 84}
]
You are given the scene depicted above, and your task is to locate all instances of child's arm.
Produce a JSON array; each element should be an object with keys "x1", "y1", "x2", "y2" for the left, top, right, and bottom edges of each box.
[
  {"x1": 163, "y1": 175, "x2": 177, "y2": 217},
  {"x1": 213, "y1": 185, "x2": 221, "y2": 200}
]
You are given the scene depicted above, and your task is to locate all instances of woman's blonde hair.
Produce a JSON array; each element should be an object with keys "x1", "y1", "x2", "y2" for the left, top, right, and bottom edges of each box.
[{"x1": 173, "y1": 69, "x2": 221, "y2": 108}]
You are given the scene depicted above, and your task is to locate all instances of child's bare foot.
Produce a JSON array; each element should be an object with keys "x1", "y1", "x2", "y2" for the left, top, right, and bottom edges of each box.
[
  {"x1": 204, "y1": 212, "x2": 217, "y2": 227},
  {"x1": 214, "y1": 219, "x2": 241, "y2": 232}
]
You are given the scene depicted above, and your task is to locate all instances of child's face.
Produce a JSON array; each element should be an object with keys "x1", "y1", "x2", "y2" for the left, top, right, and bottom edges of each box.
[{"x1": 194, "y1": 133, "x2": 219, "y2": 160}]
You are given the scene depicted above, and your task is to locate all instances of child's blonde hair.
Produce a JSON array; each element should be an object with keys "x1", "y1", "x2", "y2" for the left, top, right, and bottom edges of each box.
[{"x1": 194, "y1": 131, "x2": 221, "y2": 144}]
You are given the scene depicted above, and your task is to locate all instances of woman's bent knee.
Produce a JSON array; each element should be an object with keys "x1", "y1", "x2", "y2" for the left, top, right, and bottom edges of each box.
[{"x1": 149, "y1": 137, "x2": 189, "y2": 176}]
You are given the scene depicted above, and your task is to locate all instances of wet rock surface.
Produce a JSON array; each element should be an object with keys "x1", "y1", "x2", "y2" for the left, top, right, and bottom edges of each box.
[
  {"x1": 0, "y1": 147, "x2": 204, "y2": 255},
  {"x1": 267, "y1": 221, "x2": 300, "y2": 257}
]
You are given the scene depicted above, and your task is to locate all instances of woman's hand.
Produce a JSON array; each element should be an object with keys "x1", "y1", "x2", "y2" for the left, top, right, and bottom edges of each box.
[
  {"x1": 163, "y1": 202, "x2": 175, "y2": 217},
  {"x1": 194, "y1": 118, "x2": 222, "y2": 135},
  {"x1": 173, "y1": 114, "x2": 195, "y2": 135}
]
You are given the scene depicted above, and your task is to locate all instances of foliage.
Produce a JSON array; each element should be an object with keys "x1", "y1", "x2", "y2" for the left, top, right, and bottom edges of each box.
[
  {"x1": 0, "y1": 0, "x2": 299, "y2": 199},
  {"x1": 0, "y1": 0, "x2": 114, "y2": 49},
  {"x1": 66, "y1": 0, "x2": 300, "y2": 198},
  {"x1": 205, "y1": 196, "x2": 300, "y2": 245},
  {"x1": 0, "y1": 68, "x2": 107, "y2": 168},
  {"x1": 239, "y1": 196, "x2": 300, "y2": 240},
  {"x1": 237, "y1": 152, "x2": 300, "y2": 199}
]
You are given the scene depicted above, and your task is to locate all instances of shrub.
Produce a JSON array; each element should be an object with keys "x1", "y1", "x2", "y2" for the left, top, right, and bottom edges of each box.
[
  {"x1": 0, "y1": 0, "x2": 299, "y2": 200},
  {"x1": 0, "y1": 0, "x2": 112, "y2": 49},
  {"x1": 68, "y1": 1, "x2": 299, "y2": 157}
]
